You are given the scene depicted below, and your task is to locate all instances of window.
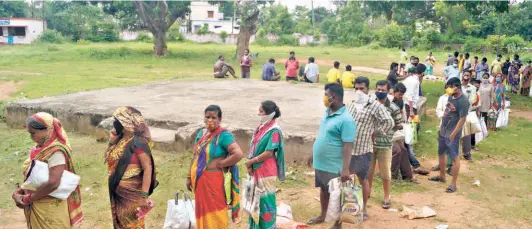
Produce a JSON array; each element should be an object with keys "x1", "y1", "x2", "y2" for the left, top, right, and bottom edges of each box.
[
  {"x1": 0, "y1": 27, "x2": 3, "y2": 36},
  {"x1": 234, "y1": 26, "x2": 240, "y2": 30},
  {"x1": 214, "y1": 25, "x2": 222, "y2": 29},
  {"x1": 7, "y1": 27, "x2": 26, "y2": 36},
  {"x1": 207, "y1": 11, "x2": 214, "y2": 18}
]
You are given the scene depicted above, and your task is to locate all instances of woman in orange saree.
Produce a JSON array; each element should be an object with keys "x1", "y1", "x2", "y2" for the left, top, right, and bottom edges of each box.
[
  {"x1": 106, "y1": 106, "x2": 158, "y2": 229},
  {"x1": 12, "y1": 112, "x2": 83, "y2": 229},
  {"x1": 186, "y1": 105, "x2": 244, "y2": 229}
]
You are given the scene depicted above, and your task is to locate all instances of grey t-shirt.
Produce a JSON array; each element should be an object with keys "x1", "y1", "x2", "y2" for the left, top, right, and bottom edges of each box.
[{"x1": 440, "y1": 94, "x2": 469, "y2": 138}]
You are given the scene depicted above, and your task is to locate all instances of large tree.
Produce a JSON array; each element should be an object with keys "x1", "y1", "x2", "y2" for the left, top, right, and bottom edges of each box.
[
  {"x1": 259, "y1": 4, "x2": 295, "y2": 35},
  {"x1": 0, "y1": 1, "x2": 27, "y2": 17}
]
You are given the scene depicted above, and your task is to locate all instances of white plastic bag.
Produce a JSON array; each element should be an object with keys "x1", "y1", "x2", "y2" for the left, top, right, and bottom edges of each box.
[
  {"x1": 475, "y1": 117, "x2": 488, "y2": 144},
  {"x1": 163, "y1": 191, "x2": 196, "y2": 229},
  {"x1": 496, "y1": 109, "x2": 509, "y2": 128},
  {"x1": 276, "y1": 202, "x2": 309, "y2": 229},
  {"x1": 325, "y1": 177, "x2": 342, "y2": 222},
  {"x1": 466, "y1": 112, "x2": 482, "y2": 134},
  {"x1": 392, "y1": 129, "x2": 405, "y2": 141},
  {"x1": 21, "y1": 160, "x2": 80, "y2": 200},
  {"x1": 242, "y1": 176, "x2": 260, "y2": 223},
  {"x1": 403, "y1": 123, "x2": 414, "y2": 145}
]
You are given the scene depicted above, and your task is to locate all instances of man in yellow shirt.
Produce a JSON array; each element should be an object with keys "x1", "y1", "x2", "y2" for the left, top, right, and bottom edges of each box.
[
  {"x1": 491, "y1": 54, "x2": 503, "y2": 75},
  {"x1": 341, "y1": 65, "x2": 356, "y2": 88},
  {"x1": 327, "y1": 61, "x2": 341, "y2": 83}
]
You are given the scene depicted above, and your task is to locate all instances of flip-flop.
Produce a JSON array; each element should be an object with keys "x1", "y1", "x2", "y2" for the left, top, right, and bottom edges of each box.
[
  {"x1": 428, "y1": 176, "x2": 446, "y2": 183},
  {"x1": 382, "y1": 200, "x2": 392, "y2": 209},
  {"x1": 362, "y1": 213, "x2": 369, "y2": 221},
  {"x1": 307, "y1": 216, "x2": 325, "y2": 225},
  {"x1": 446, "y1": 185, "x2": 457, "y2": 193}
]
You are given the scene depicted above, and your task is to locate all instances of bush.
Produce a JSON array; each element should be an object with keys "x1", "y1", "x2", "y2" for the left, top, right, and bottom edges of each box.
[
  {"x1": 220, "y1": 31, "x2": 228, "y2": 43},
  {"x1": 368, "y1": 41, "x2": 380, "y2": 50},
  {"x1": 255, "y1": 37, "x2": 272, "y2": 46},
  {"x1": 425, "y1": 30, "x2": 443, "y2": 44},
  {"x1": 136, "y1": 32, "x2": 152, "y2": 43},
  {"x1": 197, "y1": 23, "x2": 209, "y2": 35},
  {"x1": 38, "y1": 30, "x2": 70, "y2": 44},
  {"x1": 168, "y1": 24, "x2": 185, "y2": 42},
  {"x1": 378, "y1": 21, "x2": 404, "y2": 48},
  {"x1": 278, "y1": 35, "x2": 299, "y2": 46},
  {"x1": 463, "y1": 37, "x2": 487, "y2": 53},
  {"x1": 76, "y1": 39, "x2": 91, "y2": 45},
  {"x1": 256, "y1": 28, "x2": 266, "y2": 39},
  {"x1": 88, "y1": 47, "x2": 132, "y2": 59},
  {"x1": 504, "y1": 35, "x2": 526, "y2": 53},
  {"x1": 87, "y1": 21, "x2": 119, "y2": 42}
]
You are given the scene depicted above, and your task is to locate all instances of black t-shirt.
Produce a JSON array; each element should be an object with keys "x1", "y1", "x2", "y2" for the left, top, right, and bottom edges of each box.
[
  {"x1": 440, "y1": 94, "x2": 469, "y2": 138},
  {"x1": 503, "y1": 61, "x2": 511, "y2": 75},
  {"x1": 387, "y1": 70, "x2": 398, "y2": 87}
]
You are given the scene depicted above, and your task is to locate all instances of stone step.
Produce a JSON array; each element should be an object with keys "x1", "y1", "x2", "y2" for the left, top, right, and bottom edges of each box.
[{"x1": 149, "y1": 126, "x2": 179, "y2": 152}]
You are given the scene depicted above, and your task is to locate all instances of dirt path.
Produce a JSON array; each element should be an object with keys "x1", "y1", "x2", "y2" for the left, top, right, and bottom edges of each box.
[
  {"x1": 510, "y1": 110, "x2": 532, "y2": 121},
  {"x1": 0, "y1": 81, "x2": 24, "y2": 100}
]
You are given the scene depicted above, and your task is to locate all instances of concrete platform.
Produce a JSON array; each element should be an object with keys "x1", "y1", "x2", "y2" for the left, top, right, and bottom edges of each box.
[{"x1": 5, "y1": 79, "x2": 426, "y2": 163}]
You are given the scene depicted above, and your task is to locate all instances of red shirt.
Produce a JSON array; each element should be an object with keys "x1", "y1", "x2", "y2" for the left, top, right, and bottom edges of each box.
[
  {"x1": 240, "y1": 55, "x2": 252, "y2": 72},
  {"x1": 285, "y1": 59, "x2": 300, "y2": 77}
]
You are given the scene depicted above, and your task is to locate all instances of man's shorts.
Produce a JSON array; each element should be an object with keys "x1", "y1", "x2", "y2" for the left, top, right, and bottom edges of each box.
[
  {"x1": 438, "y1": 135, "x2": 460, "y2": 159},
  {"x1": 315, "y1": 169, "x2": 339, "y2": 191},
  {"x1": 349, "y1": 153, "x2": 371, "y2": 180},
  {"x1": 241, "y1": 71, "x2": 251, "y2": 79},
  {"x1": 370, "y1": 147, "x2": 392, "y2": 180},
  {"x1": 286, "y1": 76, "x2": 298, "y2": 81}
]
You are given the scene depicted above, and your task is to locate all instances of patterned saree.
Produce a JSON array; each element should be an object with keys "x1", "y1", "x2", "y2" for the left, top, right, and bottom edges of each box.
[
  {"x1": 190, "y1": 127, "x2": 240, "y2": 229},
  {"x1": 247, "y1": 120, "x2": 285, "y2": 229}
]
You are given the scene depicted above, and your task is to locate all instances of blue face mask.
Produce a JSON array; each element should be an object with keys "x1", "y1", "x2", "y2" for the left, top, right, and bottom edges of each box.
[
  {"x1": 375, "y1": 91, "x2": 388, "y2": 100},
  {"x1": 496, "y1": 78, "x2": 501, "y2": 83}
]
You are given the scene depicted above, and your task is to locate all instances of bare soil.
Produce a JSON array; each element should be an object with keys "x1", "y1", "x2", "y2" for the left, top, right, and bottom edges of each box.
[{"x1": 0, "y1": 81, "x2": 24, "y2": 100}]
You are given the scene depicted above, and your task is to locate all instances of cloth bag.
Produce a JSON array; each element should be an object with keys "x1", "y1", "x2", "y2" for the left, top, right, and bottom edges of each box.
[
  {"x1": 403, "y1": 123, "x2": 414, "y2": 145},
  {"x1": 339, "y1": 178, "x2": 363, "y2": 225},
  {"x1": 466, "y1": 112, "x2": 482, "y2": 135},
  {"x1": 475, "y1": 117, "x2": 488, "y2": 144},
  {"x1": 21, "y1": 160, "x2": 80, "y2": 200},
  {"x1": 163, "y1": 190, "x2": 196, "y2": 229},
  {"x1": 242, "y1": 176, "x2": 260, "y2": 223},
  {"x1": 496, "y1": 109, "x2": 509, "y2": 128},
  {"x1": 325, "y1": 177, "x2": 342, "y2": 222}
]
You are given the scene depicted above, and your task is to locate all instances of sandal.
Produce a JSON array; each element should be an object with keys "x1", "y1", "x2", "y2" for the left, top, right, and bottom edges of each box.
[
  {"x1": 382, "y1": 200, "x2": 392, "y2": 209},
  {"x1": 431, "y1": 165, "x2": 440, "y2": 171},
  {"x1": 307, "y1": 216, "x2": 325, "y2": 225},
  {"x1": 428, "y1": 176, "x2": 446, "y2": 183},
  {"x1": 446, "y1": 185, "x2": 457, "y2": 193},
  {"x1": 362, "y1": 213, "x2": 369, "y2": 221}
]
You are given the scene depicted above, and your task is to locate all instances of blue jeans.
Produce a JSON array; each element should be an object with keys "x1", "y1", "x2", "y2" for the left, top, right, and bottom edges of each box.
[{"x1": 405, "y1": 143, "x2": 420, "y2": 169}]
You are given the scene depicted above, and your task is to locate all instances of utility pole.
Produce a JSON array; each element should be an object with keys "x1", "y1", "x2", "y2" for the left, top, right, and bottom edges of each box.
[
  {"x1": 232, "y1": 1, "x2": 236, "y2": 35},
  {"x1": 497, "y1": 12, "x2": 501, "y2": 55},
  {"x1": 311, "y1": 0, "x2": 316, "y2": 35}
]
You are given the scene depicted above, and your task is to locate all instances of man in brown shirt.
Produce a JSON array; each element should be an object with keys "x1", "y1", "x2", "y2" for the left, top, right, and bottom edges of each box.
[{"x1": 214, "y1": 55, "x2": 236, "y2": 78}]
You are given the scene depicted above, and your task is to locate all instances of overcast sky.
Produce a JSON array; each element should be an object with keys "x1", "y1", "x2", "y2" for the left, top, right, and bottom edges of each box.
[{"x1": 275, "y1": 0, "x2": 335, "y2": 11}]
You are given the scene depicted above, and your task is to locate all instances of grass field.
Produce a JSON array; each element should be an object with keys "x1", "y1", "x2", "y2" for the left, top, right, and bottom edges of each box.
[{"x1": 0, "y1": 42, "x2": 531, "y2": 228}]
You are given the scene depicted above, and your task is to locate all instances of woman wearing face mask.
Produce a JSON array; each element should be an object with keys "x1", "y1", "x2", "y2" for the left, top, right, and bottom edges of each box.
[
  {"x1": 479, "y1": 73, "x2": 493, "y2": 126},
  {"x1": 187, "y1": 105, "x2": 243, "y2": 229},
  {"x1": 106, "y1": 107, "x2": 157, "y2": 229},
  {"x1": 245, "y1": 100, "x2": 285, "y2": 229},
  {"x1": 520, "y1": 61, "x2": 531, "y2": 97},
  {"x1": 13, "y1": 112, "x2": 83, "y2": 229},
  {"x1": 490, "y1": 74, "x2": 506, "y2": 130}
]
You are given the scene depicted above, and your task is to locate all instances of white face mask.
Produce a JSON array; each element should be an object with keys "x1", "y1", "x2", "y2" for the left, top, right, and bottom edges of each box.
[
  {"x1": 453, "y1": 64, "x2": 458, "y2": 68},
  {"x1": 354, "y1": 90, "x2": 370, "y2": 104},
  {"x1": 387, "y1": 94, "x2": 394, "y2": 102},
  {"x1": 260, "y1": 112, "x2": 276, "y2": 124}
]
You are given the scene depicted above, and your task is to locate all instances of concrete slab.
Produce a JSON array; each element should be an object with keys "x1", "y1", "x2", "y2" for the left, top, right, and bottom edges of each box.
[{"x1": 5, "y1": 79, "x2": 426, "y2": 163}]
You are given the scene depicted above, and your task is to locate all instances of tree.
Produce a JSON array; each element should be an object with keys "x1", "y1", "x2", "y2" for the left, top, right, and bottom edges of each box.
[
  {"x1": 328, "y1": 1, "x2": 364, "y2": 46},
  {"x1": 132, "y1": 1, "x2": 190, "y2": 56},
  {"x1": 259, "y1": 4, "x2": 294, "y2": 35},
  {"x1": 309, "y1": 7, "x2": 331, "y2": 24},
  {"x1": 54, "y1": 4, "x2": 103, "y2": 41},
  {"x1": 0, "y1": 1, "x2": 27, "y2": 17}
]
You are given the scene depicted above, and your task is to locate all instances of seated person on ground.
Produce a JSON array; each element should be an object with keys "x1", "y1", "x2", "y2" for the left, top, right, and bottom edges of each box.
[
  {"x1": 327, "y1": 61, "x2": 341, "y2": 84},
  {"x1": 303, "y1": 57, "x2": 320, "y2": 83},
  {"x1": 262, "y1": 58, "x2": 280, "y2": 81},
  {"x1": 214, "y1": 55, "x2": 237, "y2": 78},
  {"x1": 341, "y1": 65, "x2": 355, "y2": 88}
]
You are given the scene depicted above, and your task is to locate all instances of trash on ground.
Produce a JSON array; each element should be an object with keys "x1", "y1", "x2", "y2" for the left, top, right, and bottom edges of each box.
[
  {"x1": 473, "y1": 180, "x2": 480, "y2": 187},
  {"x1": 388, "y1": 208, "x2": 399, "y2": 212},
  {"x1": 435, "y1": 224, "x2": 449, "y2": 229},
  {"x1": 276, "y1": 202, "x2": 308, "y2": 229},
  {"x1": 399, "y1": 205, "x2": 437, "y2": 220},
  {"x1": 425, "y1": 130, "x2": 433, "y2": 133},
  {"x1": 304, "y1": 171, "x2": 315, "y2": 176}
]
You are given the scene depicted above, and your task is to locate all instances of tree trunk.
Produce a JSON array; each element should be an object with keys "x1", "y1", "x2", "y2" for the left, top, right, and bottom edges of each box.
[
  {"x1": 153, "y1": 30, "x2": 168, "y2": 56},
  {"x1": 235, "y1": 9, "x2": 260, "y2": 60}
]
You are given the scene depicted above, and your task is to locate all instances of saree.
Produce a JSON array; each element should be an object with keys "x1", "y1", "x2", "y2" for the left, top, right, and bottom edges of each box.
[
  {"x1": 247, "y1": 120, "x2": 285, "y2": 229},
  {"x1": 520, "y1": 66, "x2": 531, "y2": 96},
  {"x1": 106, "y1": 107, "x2": 157, "y2": 229},
  {"x1": 191, "y1": 128, "x2": 240, "y2": 229},
  {"x1": 22, "y1": 112, "x2": 83, "y2": 229},
  {"x1": 508, "y1": 65, "x2": 520, "y2": 94}
]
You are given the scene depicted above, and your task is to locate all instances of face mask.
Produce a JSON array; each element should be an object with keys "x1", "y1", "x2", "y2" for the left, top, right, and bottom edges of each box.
[
  {"x1": 497, "y1": 57, "x2": 501, "y2": 61},
  {"x1": 463, "y1": 78, "x2": 470, "y2": 84},
  {"x1": 387, "y1": 94, "x2": 395, "y2": 102},
  {"x1": 375, "y1": 91, "x2": 388, "y2": 100},
  {"x1": 204, "y1": 118, "x2": 218, "y2": 130},
  {"x1": 260, "y1": 112, "x2": 276, "y2": 124},
  {"x1": 496, "y1": 78, "x2": 502, "y2": 83},
  {"x1": 482, "y1": 79, "x2": 490, "y2": 84},
  {"x1": 354, "y1": 90, "x2": 370, "y2": 104},
  {"x1": 113, "y1": 119, "x2": 124, "y2": 135},
  {"x1": 323, "y1": 95, "x2": 332, "y2": 108},
  {"x1": 445, "y1": 87, "x2": 455, "y2": 96},
  {"x1": 453, "y1": 64, "x2": 458, "y2": 68},
  {"x1": 392, "y1": 98, "x2": 404, "y2": 109}
]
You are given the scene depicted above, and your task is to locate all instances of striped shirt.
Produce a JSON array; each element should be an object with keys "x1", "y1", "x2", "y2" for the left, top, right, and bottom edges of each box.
[
  {"x1": 347, "y1": 98, "x2": 394, "y2": 155},
  {"x1": 374, "y1": 98, "x2": 403, "y2": 149}
]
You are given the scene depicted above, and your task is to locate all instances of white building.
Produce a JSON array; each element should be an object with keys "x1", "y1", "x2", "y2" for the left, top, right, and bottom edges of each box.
[
  {"x1": 186, "y1": 2, "x2": 239, "y2": 34},
  {"x1": 0, "y1": 18, "x2": 46, "y2": 45}
]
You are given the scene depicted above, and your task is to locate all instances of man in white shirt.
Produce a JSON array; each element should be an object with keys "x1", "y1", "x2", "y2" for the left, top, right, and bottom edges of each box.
[
  {"x1": 403, "y1": 65, "x2": 425, "y2": 118},
  {"x1": 443, "y1": 59, "x2": 460, "y2": 81},
  {"x1": 303, "y1": 57, "x2": 320, "y2": 83}
]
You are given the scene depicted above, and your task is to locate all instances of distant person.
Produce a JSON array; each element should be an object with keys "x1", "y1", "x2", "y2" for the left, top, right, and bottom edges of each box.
[
  {"x1": 240, "y1": 49, "x2": 253, "y2": 79},
  {"x1": 447, "y1": 51, "x2": 459, "y2": 66},
  {"x1": 307, "y1": 83, "x2": 355, "y2": 228},
  {"x1": 490, "y1": 73, "x2": 506, "y2": 130},
  {"x1": 399, "y1": 48, "x2": 408, "y2": 75},
  {"x1": 430, "y1": 77, "x2": 469, "y2": 194},
  {"x1": 214, "y1": 55, "x2": 236, "y2": 78},
  {"x1": 521, "y1": 61, "x2": 531, "y2": 96},
  {"x1": 475, "y1": 57, "x2": 489, "y2": 81},
  {"x1": 460, "y1": 71, "x2": 478, "y2": 161},
  {"x1": 390, "y1": 83, "x2": 416, "y2": 182},
  {"x1": 327, "y1": 61, "x2": 341, "y2": 84},
  {"x1": 425, "y1": 52, "x2": 436, "y2": 76},
  {"x1": 443, "y1": 59, "x2": 460, "y2": 81},
  {"x1": 463, "y1": 53, "x2": 472, "y2": 72},
  {"x1": 508, "y1": 59, "x2": 521, "y2": 94},
  {"x1": 387, "y1": 62, "x2": 400, "y2": 87},
  {"x1": 472, "y1": 56, "x2": 479, "y2": 78},
  {"x1": 341, "y1": 65, "x2": 355, "y2": 88},
  {"x1": 285, "y1": 51, "x2": 299, "y2": 81},
  {"x1": 478, "y1": 73, "x2": 493, "y2": 126},
  {"x1": 405, "y1": 56, "x2": 416, "y2": 74},
  {"x1": 491, "y1": 54, "x2": 503, "y2": 76},
  {"x1": 262, "y1": 58, "x2": 280, "y2": 81},
  {"x1": 303, "y1": 57, "x2": 320, "y2": 83},
  {"x1": 502, "y1": 57, "x2": 511, "y2": 83},
  {"x1": 458, "y1": 53, "x2": 465, "y2": 71}
]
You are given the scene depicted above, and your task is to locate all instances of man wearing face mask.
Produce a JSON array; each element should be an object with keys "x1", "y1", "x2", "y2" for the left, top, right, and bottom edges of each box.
[
  {"x1": 443, "y1": 59, "x2": 460, "y2": 81},
  {"x1": 460, "y1": 71, "x2": 478, "y2": 161},
  {"x1": 491, "y1": 54, "x2": 503, "y2": 76},
  {"x1": 307, "y1": 83, "x2": 356, "y2": 227},
  {"x1": 347, "y1": 76, "x2": 394, "y2": 221},
  {"x1": 475, "y1": 57, "x2": 489, "y2": 81},
  {"x1": 429, "y1": 77, "x2": 469, "y2": 193}
]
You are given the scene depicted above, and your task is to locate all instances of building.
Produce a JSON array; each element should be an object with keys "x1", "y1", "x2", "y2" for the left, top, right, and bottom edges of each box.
[
  {"x1": 185, "y1": 2, "x2": 239, "y2": 34},
  {"x1": 0, "y1": 18, "x2": 46, "y2": 45}
]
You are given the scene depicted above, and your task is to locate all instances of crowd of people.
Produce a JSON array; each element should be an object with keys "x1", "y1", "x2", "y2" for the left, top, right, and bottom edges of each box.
[{"x1": 13, "y1": 48, "x2": 530, "y2": 229}]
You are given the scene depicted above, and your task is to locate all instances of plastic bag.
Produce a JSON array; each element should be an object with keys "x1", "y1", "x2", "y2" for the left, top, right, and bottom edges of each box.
[
  {"x1": 475, "y1": 117, "x2": 488, "y2": 144},
  {"x1": 392, "y1": 129, "x2": 405, "y2": 141},
  {"x1": 496, "y1": 109, "x2": 509, "y2": 128},
  {"x1": 276, "y1": 202, "x2": 308, "y2": 229},
  {"x1": 21, "y1": 160, "x2": 80, "y2": 200},
  {"x1": 403, "y1": 123, "x2": 414, "y2": 145},
  {"x1": 400, "y1": 205, "x2": 437, "y2": 220},
  {"x1": 242, "y1": 176, "x2": 260, "y2": 223},
  {"x1": 224, "y1": 171, "x2": 232, "y2": 205},
  {"x1": 466, "y1": 112, "x2": 482, "y2": 134},
  {"x1": 163, "y1": 191, "x2": 196, "y2": 229},
  {"x1": 325, "y1": 177, "x2": 342, "y2": 222},
  {"x1": 339, "y1": 179, "x2": 363, "y2": 225}
]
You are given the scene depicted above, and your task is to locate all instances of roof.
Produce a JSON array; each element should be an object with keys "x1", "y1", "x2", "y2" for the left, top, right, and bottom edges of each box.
[{"x1": 0, "y1": 18, "x2": 45, "y2": 21}]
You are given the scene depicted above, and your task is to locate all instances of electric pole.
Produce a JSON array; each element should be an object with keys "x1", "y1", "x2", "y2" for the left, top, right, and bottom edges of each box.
[{"x1": 311, "y1": 0, "x2": 316, "y2": 35}]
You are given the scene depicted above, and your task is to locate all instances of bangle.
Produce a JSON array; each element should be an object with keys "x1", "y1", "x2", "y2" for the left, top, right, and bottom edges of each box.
[
  {"x1": 22, "y1": 194, "x2": 32, "y2": 205},
  {"x1": 140, "y1": 191, "x2": 150, "y2": 198},
  {"x1": 255, "y1": 157, "x2": 260, "y2": 163}
]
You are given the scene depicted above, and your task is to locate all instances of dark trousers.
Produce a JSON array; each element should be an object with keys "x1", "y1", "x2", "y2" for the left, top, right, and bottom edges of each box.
[
  {"x1": 392, "y1": 140, "x2": 413, "y2": 180},
  {"x1": 481, "y1": 112, "x2": 488, "y2": 127},
  {"x1": 405, "y1": 142, "x2": 420, "y2": 169},
  {"x1": 461, "y1": 135, "x2": 472, "y2": 159}
]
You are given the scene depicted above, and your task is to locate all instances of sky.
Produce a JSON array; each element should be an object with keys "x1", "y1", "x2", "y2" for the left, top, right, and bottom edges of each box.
[{"x1": 275, "y1": 0, "x2": 336, "y2": 11}]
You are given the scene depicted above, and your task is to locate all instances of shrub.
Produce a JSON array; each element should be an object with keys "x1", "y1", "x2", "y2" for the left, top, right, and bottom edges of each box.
[
  {"x1": 378, "y1": 21, "x2": 404, "y2": 48},
  {"x1": 368, "y1": 41, "x2": 380, "y2": 50},
  {"x1": 88, "y1": 47, "x2": 132, "y2": 59},
  {"x1": 425, "y1": 30, "x2": 443, "y2": 44},
  {"x1": 463, "y1": 37, "x2": 487, "y2": 53},
  {"x1": 255, "y1": 37, "x2": 272, "y2": 46},
  {"x1": 87, "y1": 21, "x2": 119, "y2": 42},
  {"x1": 278, "y1": 35, "x2": 299, "y2": 46},
  {"x1": 136, "y1": 32, "x2": 152, "y2": 43},
  {"x1": 76, "y1": 39, "x2": 91, "y2": 45},
  {"x1": 168, "y1": 24, "x2": 185, "y2": 42},
  {"x1": 503, "y1": 35, "x2": 526, "y2": 53},
  {"x1": 256, "y1": 28, "x2": 266, "y2": 39},
  {"x1": 220, "y1": 31, "x2": 228, "y2": 43},
  {"x1": 197, "y1": 23, "x2": 209, "y2": 35},
  {"x1": 38, "y1": 30, "x2": 70, "y2": 44}
]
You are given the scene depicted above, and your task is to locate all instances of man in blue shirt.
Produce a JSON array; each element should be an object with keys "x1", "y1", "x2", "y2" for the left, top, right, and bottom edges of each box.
[
  {"x1": 262, "y1": 58, "x2": 280, "y2": 81},
  {"x1": 307, "y1": 83, "x2": 356, "y2": 227}
]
